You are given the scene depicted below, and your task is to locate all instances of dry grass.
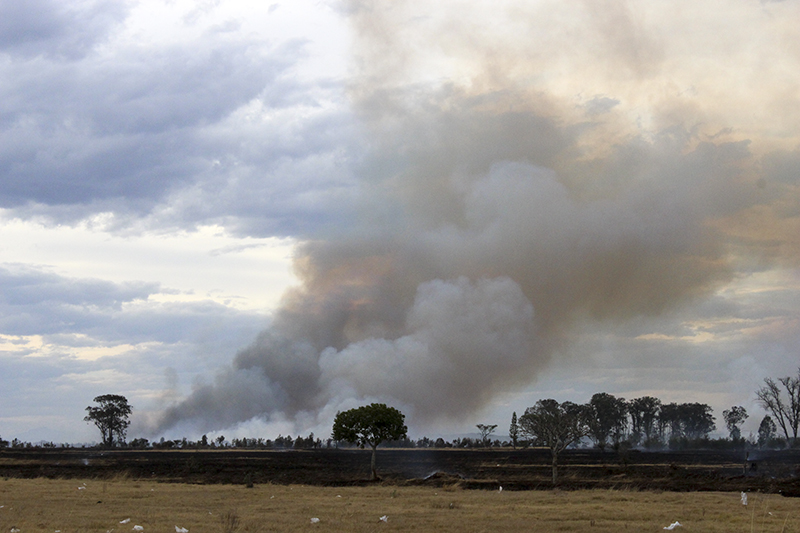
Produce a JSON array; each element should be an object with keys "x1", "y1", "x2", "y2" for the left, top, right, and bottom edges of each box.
[{"x1": 0, "y1": 478, "x2": 799, "y2": 532}]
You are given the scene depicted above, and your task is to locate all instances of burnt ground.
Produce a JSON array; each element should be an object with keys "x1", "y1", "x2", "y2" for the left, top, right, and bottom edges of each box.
[{"x1": 1, "y1": 448, "x2": 799, "y2": 494}]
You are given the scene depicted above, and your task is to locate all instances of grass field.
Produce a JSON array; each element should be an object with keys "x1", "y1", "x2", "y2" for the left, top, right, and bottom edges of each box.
[{"x1": 1, "y1": 478, "x2": 799, "y2": 532}]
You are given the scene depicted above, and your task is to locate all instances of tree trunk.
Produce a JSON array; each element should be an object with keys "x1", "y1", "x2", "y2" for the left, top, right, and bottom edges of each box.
[
  {"x1": 370, "y1": 445, "x2": 378, "y2": 480},
  {"x1": 551, "y1": 450, "x2": 558, "y2": 485}
]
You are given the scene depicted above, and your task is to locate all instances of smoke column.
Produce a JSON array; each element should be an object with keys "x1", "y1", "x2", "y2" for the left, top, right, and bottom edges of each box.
[{"x1": 156, "y1": 0, "x2": 800, "y2": 434}]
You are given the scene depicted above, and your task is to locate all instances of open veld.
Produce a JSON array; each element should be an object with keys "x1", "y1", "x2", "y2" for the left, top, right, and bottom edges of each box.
[{"x1": 1, "y1": 478, "x2": 800, "y2": 532}]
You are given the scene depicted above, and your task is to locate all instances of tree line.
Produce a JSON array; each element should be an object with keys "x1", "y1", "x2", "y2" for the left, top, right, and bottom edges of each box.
[{"x1": 3, "y1": 369, "x2": 797, "y2": 455}]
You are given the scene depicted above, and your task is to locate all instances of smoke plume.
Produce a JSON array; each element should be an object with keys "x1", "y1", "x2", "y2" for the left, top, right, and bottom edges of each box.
[{"x1": 156, "y1": 0, "x2": 800, "y2": 434}]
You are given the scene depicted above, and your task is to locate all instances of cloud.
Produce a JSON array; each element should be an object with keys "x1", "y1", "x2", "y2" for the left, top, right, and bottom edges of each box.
[
  {"x1": 0, "y1": 0, "x2": 128, "y2": 59},
  {"x1": 583, "y1": 96, "x2": 620, "y2": 115},
  {"x1": 0, "y1": 40, "x2": 303, "y2": 206},
  {"x1": 0, "y1": 263, "x2": 269, "y2": 443},
  {"x1": 0, "y1": 2, "x2": 356, "y2": 236},
  {"x1": 0, "y1": 263, "x2": 264, "y2": 345}
]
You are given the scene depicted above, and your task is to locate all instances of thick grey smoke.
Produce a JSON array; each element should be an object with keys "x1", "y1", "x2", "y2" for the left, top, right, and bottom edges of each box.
[{"x1": 156, "y1": 0, "x2": 798, "y2": 434}]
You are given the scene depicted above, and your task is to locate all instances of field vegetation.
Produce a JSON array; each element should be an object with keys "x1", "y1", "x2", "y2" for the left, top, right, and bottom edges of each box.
[{"x1": 1, "y1": 478, "x2": 799, "y2": 532}]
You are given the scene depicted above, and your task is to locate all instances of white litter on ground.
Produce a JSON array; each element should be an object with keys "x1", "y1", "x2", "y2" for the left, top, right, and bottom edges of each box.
[
  {"x1": 10, "y1": 528, "x2": 20, "y2": 533},
  {"x1": 175, "y1": 526, "x2": 188, "y2": 533},
  {"x1": 310, "y1": 518, "x2": 320, "y2": 524},
  {"x1": 77, "y1": 486, "x2": 86, "y2": 490},
  {"x1": 380, "y1": 516, "x2": 388, "y2": 523},
  {"x1": 741, "y1": 492, "x2": 748, "y2": 506},
  {"x1": 499, "y1": 486, "x2": 503, "y2": 492},
  {"x1": 119, "y1": 519, "x2": 130, "y2": 524},
  {"x1": 663, "y1": 521, "x2": 682, "y2": 530},
  {"x1": 133, "y1": 526, "x2": 144, "y2": 531}
]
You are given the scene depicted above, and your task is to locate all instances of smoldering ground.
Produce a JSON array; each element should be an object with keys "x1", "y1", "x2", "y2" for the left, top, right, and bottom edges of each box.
[{"x1": 154, "y1": 0, "x2": 800, "y2": 436}]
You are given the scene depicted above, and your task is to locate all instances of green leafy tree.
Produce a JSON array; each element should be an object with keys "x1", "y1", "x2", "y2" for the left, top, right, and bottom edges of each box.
[
  {"x1": 509, "y1": 412, "x2": 519, "y2": 449},
  {"x1": 332, "y1": 403, "x2": 407, "y2": 480},
  {"x1": 84, "y1": 394, "x2": 132, "y2": 447},
  {"x1": 757, "y1": 415, "x2": 777, "y2": 448},
  {"x1": 679, "y1": 403, "x2": 716, "y2": 440},
  {"x1": 628, "y1": 396, "x2": 661, "y2": 447},
  {"x1": 756, "y1": 370, "x2": 800, "y2": 446},
  {"x1": 659, "y1": 402, "x2": 715, "y2": 443},
  {"x1": 587, "y1": 393, "x2": 628, "y2": 451},
  {"x1": 722, "y1": 406, "x2": 749, "y2": 441},
  {"x1": 518, "y1": 399, "x2": 590, "y2": 485}
]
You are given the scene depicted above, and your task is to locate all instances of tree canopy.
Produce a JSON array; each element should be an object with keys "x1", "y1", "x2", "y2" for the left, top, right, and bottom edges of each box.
[
  {"x1": 722, "y1": 406, "x2": 748, "y2": 440},
  {"x1": 332, "y1": 403, "x2": 407, "y2": 479},
  {"x1": 587, "y1": 392, "x2": 628, "y2": 450},
  {"x1": 518, "y1": 399, "x2": 590, "y2": 484},
  {"x1": 84, "y1": 394, "x2": 132, "y2": 447}
]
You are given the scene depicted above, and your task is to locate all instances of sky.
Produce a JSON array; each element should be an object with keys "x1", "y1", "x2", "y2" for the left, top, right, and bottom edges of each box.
[{"x1": 1, "y1": 0, "x2": 799, "y2": 444}]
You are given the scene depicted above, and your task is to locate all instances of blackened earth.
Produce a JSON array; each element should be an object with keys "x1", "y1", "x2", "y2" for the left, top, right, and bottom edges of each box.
[{"x1": 1, "y1": 448, "x2": 799, "y2": 494}]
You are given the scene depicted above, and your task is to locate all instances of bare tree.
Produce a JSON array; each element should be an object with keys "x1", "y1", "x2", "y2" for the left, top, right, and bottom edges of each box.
[
  {"x1": 756, "y1": 370, "x2": 800, "y2": 446},
  {"x1": 518, "y1": 399, "x2": 590, "y2": 484}
]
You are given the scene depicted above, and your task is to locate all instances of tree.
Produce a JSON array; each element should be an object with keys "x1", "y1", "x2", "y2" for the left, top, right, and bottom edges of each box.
[
  {"x1": 476, "y1": 424, "x2": 498, "y2": 447},
  {"x1": 658, "y1": 402, "x2": 682, "y2": 440},
  {"x1": 628, "y1": 396, "x2": 661, "y2": 447},
  {"x1": 84, "y1": 394, "x2": 132, "y2": 447},
  {"x1": 518, "y1": 399, "x2": 590, "y2": 485},
  {"x1": 587, "y1": 393, "x2": 628, "y2": 451},
  {"x1": 722, "y1": 406, "x2": 749, "y2": 441},
  {"x1": 757, "y1": 415, "x2": 777, "y2": 448},
  {"x1": 659, "y1": 402, "x2": 715, "y2": 443},
  {"x1": 332, "y1": 403, "x2": 407, "y2": 480},
  {"x1": 678, "y1": 403, "x2": 716, "y2": 440},
  {"x1": 756, "y1": 370, "x2": 800, "y2": 446},
  {"x1": 509, "y1": 412, "x2": 519, "y2": 449}
]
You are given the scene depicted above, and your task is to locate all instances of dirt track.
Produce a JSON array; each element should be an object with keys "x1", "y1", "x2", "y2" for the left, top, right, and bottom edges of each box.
[{"x1": 1, "y1": 448, "x2": 799, "y2": 493}]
